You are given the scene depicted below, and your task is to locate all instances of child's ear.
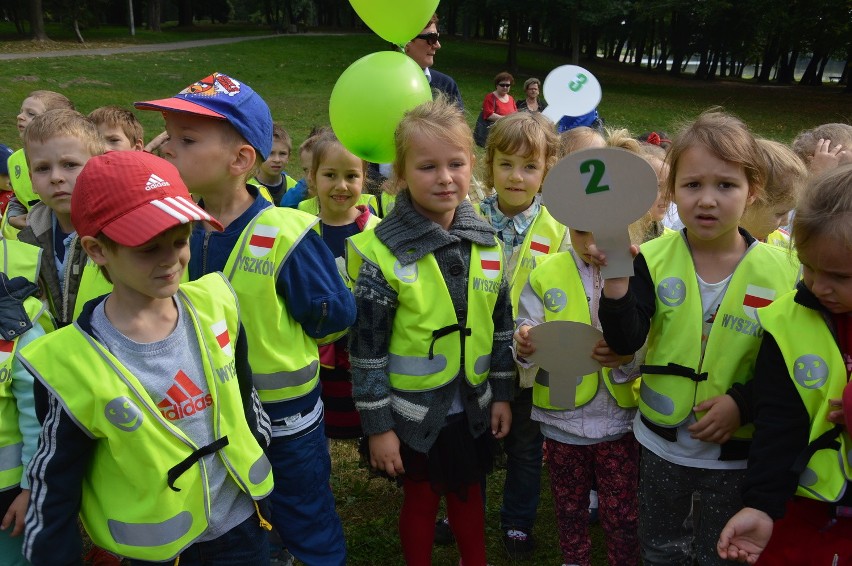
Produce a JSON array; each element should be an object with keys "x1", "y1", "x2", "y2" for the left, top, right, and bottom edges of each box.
[
  {"x1": 133, "y1": 138, "x2": 144, "y2": 151},
  {"x1": 80, "y1": 236, "x2": 108, "y2": 266},
  {"x1": 230, "y1": 144, "x2": 256, "y2": 177}
]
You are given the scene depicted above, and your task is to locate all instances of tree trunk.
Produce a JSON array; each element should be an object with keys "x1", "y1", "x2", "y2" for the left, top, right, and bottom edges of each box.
[
  {"x1": 178, "y1": 0, "x2": 193, "y2": 27},
  {"x1": 128, "y1": 0, "x2": 135, "y2": 36},
  {"x1": 73, "y1": 18, "x2": 85, "y2": 43},
  {"x1": 570, "y1": 9, "x2": 580, "y2": 64},
  {"x1": 506, "y1": 6, "x2": 518, "y2": 72},
  {"x1": 29, "y1": 0, "x2": 49, "y2": 41}
]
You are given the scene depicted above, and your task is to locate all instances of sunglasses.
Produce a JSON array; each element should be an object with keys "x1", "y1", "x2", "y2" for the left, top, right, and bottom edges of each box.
[
  {"x1": 498, "y1": 83, "x2": 512, "y2": 88},
  {"x1": 414, "y1": 32, "x2": 440, "y2": 46}
]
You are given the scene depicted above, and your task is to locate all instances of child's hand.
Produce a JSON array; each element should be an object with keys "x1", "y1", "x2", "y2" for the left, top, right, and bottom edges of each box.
[
  {"x1": 514, "y1": 325, "x2": 535, "y2": 359},
  {"x1": 827, "y1": 398, "x2": 845, "y2": 426},
  {"x1": 689, "y1": 394, "x2": 741, "y2": 444},
  {"x1": 588, "y1": 243, "x2": 640, "y2": 299},
  {"x1": 491, "y1": 401, "x2": 512, "y2": 439},
  {"x1": 1, "y1": 489, "x2": 29, "y2": 537},
  {"x1": 717, "y1": 507, "x2": 774, "y2": 564},
  {"x1": 8, "y1": 214, "x2": 27, "y2": 230},
  {"x1": 591, "y1": 338, "x2": 633, "y2": 368},
  {"x1": 368, "y1": 430, "x2": 405, "y2": 477},
  {"x1": 144, "y1": 131, "x2": 169, "y2": 154},
  {"x1": 810, "y1": 138, "x2": 846, "y2": 176}
]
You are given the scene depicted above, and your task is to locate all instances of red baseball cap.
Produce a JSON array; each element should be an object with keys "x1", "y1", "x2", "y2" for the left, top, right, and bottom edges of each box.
[{"x1": 71, "y1": 151, "x2": 222, "y2": 247}]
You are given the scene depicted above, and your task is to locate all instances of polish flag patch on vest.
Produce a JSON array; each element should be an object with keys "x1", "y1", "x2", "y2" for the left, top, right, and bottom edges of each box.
[
  {"x1": 248, "y1": 225, "x2": 279, "y2": 257},
  {"x1": 480, "y1": 251, "x2": 501, "y2": 280},
  {"x1": 742, "y1": 285, "x2": 776, "y2": 320},
  {"x1": 529, "y1": 235, "x2": 551, "y2": 257},
  {"x1": 211, "y1": 320, "x2": 232, "y2": 356},
  {"x1": 0, "y1": 340, "x2": 13, "y2": 363}
]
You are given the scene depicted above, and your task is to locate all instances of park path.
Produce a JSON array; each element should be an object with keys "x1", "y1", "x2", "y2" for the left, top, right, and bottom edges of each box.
[{"x1": 0, "y1": 34, "x2": 286, "y2": 60}]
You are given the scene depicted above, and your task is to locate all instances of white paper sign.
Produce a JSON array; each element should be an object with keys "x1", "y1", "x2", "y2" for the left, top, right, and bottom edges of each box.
[
  {"x1": 528, "y1": 321, "x2": 603, "y2": 409},
  {"x1": 541, "y1": 65, "x2": 602, "y2": 121},
  {"x1": 542, "y1": 147, "x2": 658, "y2": 278}
]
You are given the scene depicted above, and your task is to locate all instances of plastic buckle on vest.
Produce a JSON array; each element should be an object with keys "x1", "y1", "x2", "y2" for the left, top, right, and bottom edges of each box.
[
  {"x1": 640, "y1": 363, "x2": 708, "y2": 382},
  {"x1": 428, "y1": 324, "x2": 471, "y2": 360},
  {"x1": 167, "y1": 436, "x2": 230, "y2": 492}
]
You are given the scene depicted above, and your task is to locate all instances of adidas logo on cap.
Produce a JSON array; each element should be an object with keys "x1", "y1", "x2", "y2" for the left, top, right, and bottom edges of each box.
[{"x1": 145, "y1": 174, "x2": 171, "y2": 191}]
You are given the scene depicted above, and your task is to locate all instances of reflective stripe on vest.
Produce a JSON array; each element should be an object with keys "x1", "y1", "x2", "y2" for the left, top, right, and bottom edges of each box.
[
  {"x1": 528, "y1": 252, "x2": 638, "y2": 410},
  {"x1": 224, "y1": 206, "x2": 320, "y2": 403},
  {"x1": 349, "y1": 230, "x2": 501, "y2": 391},
  {"x1": 18, "y1": 273, "x2": 272, "y2": 560},
  {"x1": 641, "y1": 233, "x2": 800, "y2": 429},
  {"x1": 758, "y1": 291, "x2": 852, "y2": 502}
]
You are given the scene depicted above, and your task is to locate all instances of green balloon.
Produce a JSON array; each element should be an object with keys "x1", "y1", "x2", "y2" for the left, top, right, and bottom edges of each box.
[
  {"x1": 349, "y1": 0, "x2": 439, "y2": 46},
  {"x1": 330, "y1": 51, "x2": 432, "y2": 164}
]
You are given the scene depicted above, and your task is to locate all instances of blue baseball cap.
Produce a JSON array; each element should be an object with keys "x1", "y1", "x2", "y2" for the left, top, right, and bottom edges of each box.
[
  {"x1": 0, "y1": 144, "x2": 13, "y2": 176},
  {"x1": 556, "y1": 110, "x2": 600, "y2": 134},
  {"x1": 135, "y1": 72, "x2": 273, "y2": 159}
]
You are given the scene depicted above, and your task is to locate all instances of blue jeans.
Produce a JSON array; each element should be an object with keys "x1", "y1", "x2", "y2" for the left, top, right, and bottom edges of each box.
[
  {"x1": 266, "y1": 419, "x2": 347, "y2": 566},
  {"x1": 128, "y1": 512, "x2": 269, "y2": 565},
  {"x1": 500, "y1": 387, "x2": 544, "y2": 532}
]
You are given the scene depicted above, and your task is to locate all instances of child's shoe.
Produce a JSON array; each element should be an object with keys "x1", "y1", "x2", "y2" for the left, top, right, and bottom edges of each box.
[
  {"x1": 503, "y1": 528, "x2": 535, "y2": 559},
  {"x1": 84, "y1": 546, "x2": 122, "y2": 566},
  {"x1": 434, "y1": 516, "x2": 455, "y2": 545}
]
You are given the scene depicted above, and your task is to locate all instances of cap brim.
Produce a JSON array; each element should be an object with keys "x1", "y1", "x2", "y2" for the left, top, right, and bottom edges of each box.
[
  {"x1": 100, "y1": 196, "x2": 223, "y2": 247},
  {"x1": 134, "y1": 97, "x2": 226, "y2": 119}
]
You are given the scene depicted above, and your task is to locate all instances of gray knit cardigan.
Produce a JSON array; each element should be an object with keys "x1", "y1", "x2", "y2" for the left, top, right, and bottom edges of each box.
[{"x1": 348, "y1": 191, "x2": 516, "y2": 453}]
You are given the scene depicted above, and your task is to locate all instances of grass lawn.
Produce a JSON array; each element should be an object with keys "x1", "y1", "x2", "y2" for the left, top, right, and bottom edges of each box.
[{"x1": 1, "y1": 31, "x2": 848, "y2": 181}]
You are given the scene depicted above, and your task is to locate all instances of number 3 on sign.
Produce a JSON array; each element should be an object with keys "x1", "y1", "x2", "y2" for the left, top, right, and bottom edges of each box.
[
  {"x1": 569, "y1": 73, "x2": 588, "y2": 92},
  {"x1": 580, "y1": 159, "x2": 610, "y2": 194}
]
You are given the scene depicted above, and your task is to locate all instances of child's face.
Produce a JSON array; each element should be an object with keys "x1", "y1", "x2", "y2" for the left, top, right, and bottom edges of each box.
[
  {"x1": 799, "y1": 235, "x2": 852, "y2": 314},
  {"x1": 28, "y1": 136, "x2": 93, "y2": 218},
  {"x1": 492, "y1": 149, "x2": 545, "y2": 217},
  {"x1": 648, "y1": 157, "x2": 669, "y2": 222},
  {"x1": 738, "y1": 201, "x2": 791, "y2": 240},
  {"x1": 674, "y1": 145, "x2": 755, "y2": 244},
  {"x1": 312, "y1": 145, "x2": 364, "y2": 218},
  {"x1": 94, "y1": 224, "x2": 190, "y2": 303},
  {"x1": 401, "y1": 132, "x2": 471, "y2": 229},
  {"x1": 97, "y1": 124, "x2": 140, "y2": 152},
  {"x1": 0, "y1": 174, "x2": 10, "y2": 192},
  {"x1": 160, "y1": 112, "x2": 238, "y2": 195},
  {"x1": 17, "y1": 96, "x2": 46, "y2": 137},
  {"x1": 261, "y1": 140, "x2": 290, "y2": 177},
  {"x1": 569, "y1": 228, "x2": 596, "y2": 265}
]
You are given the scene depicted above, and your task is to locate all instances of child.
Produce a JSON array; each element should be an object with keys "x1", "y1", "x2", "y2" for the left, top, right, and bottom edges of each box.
[
  {"x1": 279, "y1": 126, "x2": 330, "y2": 209},
  {"x1": 791, "y1": 123, "x2": 852, "y2": 177},
  {"x1": 88, "y1": 105, "x2": 144, "y2": 151},
  {"x1": 476, "y1": 110, "x2": 565, "y2": 557},
  {"x1": 0, "y1": 236, "x2": 52, "y2": 566},
  {"x1": 717, "y1": 164, "x2": 852, "y2": 565},
  {"x1": 739, "y1": 139, "x2": 807, "y2": 247},
  {"x1": 0, "y1": 144, "x2": 14, "y2": 216},
  {"x1": 4, "y1": 91, "x2": 75, "y2": 232},
  {"x1": 596, "y1": 110, "x2": 801, "y2": 566},
  {"x1": 135, "y1": 72, "x2": 354, "y2": 566},
  {"x1": 19, "y1": 150, "x2": 274, "y2": 565},
  {"x1": 252, "y1": 123, "x2": 297, "y2": 205},
  {"x1": 17, "y1": 109, "x2": 112, "y2": 327},
  {"x1": 559, "y1": 125, "x2": 605, "y2": 157},
  {"x1": 632, "y1": 140, "x2": 671, "y2": 243},
  {"x1": 347, "y1": 98, "x2": 514, "y2": 566},
  {"x1": 308, "y1": 131, "x2": 378, "y2": 439},
  {"x1": 514, "y1": 226, "x2": 641, "y2": 566}
]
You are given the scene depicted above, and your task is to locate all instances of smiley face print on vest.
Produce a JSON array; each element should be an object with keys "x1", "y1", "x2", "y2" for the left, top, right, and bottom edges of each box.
[
  {"x1": 793, "y1": 354, "x2": 829, "y2": 389},
  {"x1": 657, "y1": 277, "x2": 686, "y2": 307}
]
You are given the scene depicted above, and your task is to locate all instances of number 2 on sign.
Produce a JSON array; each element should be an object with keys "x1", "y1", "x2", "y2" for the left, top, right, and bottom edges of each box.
[
  {"x1": 580, "y1": 159, "x2": 609, "y2": 194},
  {"x1": 569, "y1": 73, "x2": 588, "y2": 92}
]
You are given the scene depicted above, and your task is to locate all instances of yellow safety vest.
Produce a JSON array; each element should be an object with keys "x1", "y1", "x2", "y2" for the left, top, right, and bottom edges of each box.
[
  {"x1": 223, "y1": 207, "x2": 320, "y2": 403},
  {"x1": 0, "y1": 296, "x2": 51, "y2": 490},
  {"x1": 72, "y1": 259, "x2": 113, "y2": 320},
  {"x1": 376, "y1": 192, "x2": 397, "y2": 218},
  {"x1": 298, "y1": 194, "x2": 378, "y2": 216},
  {"x1": 347, "y1": 230, "x2": 503, "y2": 391},
  {"x1": 528, "y1": 252, "x2": 639, "y2": 409},
  {"x1": 0, "y1": 237, "x2": 41, "y2": 282},
  {"x1": 765, "y1": 228, "x2": 791, "y2": 249},
  {"x1": 0, "y1": 206, "x2": 21, "y2": 240},
  {"x1": 640, "y1": 233, "x2": 800, "y2": 431},
  {"x1": 758, "y1": 291, "x2": 852, "y2": 502},
  {"x1": 8, "y1": 149, "x2": 38, "y2": 212},
  {"x1": 18, "y1": 274, "x2": 273, "y2": 560}
]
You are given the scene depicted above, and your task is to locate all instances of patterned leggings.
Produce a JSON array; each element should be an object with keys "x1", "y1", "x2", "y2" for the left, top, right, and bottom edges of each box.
[{"x1": 546, "y1": 434, "x2": 640, "y2": 566}]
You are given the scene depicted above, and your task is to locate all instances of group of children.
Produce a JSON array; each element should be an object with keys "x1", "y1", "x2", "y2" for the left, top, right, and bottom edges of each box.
[{"x1": 0, "y1": 69, "x2": 850, "y2": 566}]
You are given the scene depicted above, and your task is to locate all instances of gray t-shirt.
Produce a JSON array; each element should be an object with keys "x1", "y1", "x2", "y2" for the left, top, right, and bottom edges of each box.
[{"x1": 91, "y1": 298, "x2": 254, "y2": 541}]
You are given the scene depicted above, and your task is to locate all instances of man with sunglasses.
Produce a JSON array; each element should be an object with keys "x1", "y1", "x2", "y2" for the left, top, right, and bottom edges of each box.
[{"x1": 404, "y1": 14, "x2": 464, "y2": 110}]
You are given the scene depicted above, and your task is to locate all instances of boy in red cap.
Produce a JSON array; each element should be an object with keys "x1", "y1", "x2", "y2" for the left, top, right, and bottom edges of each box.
[
  {"x1": 136, "y1": 72, "x2": 353, "y2": 565},
  {"x1": 19, "y1": 151, "x2": 275, "y2": 565}
]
